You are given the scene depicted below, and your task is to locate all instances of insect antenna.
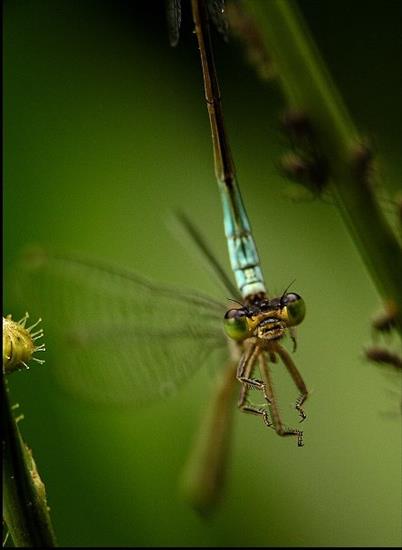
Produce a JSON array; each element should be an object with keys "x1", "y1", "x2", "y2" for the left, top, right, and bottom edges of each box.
[
  {"x1": 280, "y1": 278, "x2": 297, "y2": 304},
  {"x1": 226, "y1": 298, "x2": 244, "y2": 307}
]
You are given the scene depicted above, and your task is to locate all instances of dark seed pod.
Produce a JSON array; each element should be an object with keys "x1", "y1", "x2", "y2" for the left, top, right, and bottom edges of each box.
[
  {"x1": 371, "y1": 302, "x2": 398, "y2": 334},
  {"x1": 281, "y1": 110, "x2": 314, "y2": 140},
  {"x1": 365, "y1": 346, "x2": 402, "y2": 370}
]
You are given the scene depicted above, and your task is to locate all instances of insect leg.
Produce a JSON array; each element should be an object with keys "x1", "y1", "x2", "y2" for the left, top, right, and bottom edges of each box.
[
  {"x1": 237, "y1": 343, "x2": 272, "y2": 428},
  {"x1": 275, "y1": 344, "x2": 309, "y2": 423},
  {"x1": 258, "y1": 351, "x2": 304, "y2": 446},
  {"x1": 237, "y1": 342, "x2": 264, "y2": 390},
  {"x1": 289, "y1": 327, "x2": 298, "y2": 352}
]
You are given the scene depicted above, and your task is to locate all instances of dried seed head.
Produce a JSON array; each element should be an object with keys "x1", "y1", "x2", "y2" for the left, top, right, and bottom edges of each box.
[
  {"x1": 364, "y1": 346, "x2": 402, "y2": 370},
  {"x1": 371, "y1": 301, "x2": 398, "y2": 334},
  {"x1": 280, "y1": 110, "x2": 314, "y2": 139},
  {"x1": 226, "y1": 1, "x2": 274, "y2": 81},
  {"x1": 3, "y1": 313, "x2": 46, "y2": 374}
]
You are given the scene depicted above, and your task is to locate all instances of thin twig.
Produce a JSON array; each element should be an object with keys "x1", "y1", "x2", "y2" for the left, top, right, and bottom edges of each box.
[
  {"x1": 2, "y1": 378, "x2": 57, "y2": 547},
  {"x1": 244, "y1": 0, "x2": 402, "y2": 337}
]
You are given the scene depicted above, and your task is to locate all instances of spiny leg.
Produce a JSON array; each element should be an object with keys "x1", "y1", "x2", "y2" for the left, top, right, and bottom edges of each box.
[
  {"x1": 238, "y1": 384, "x2": 273, "y2": 428},
  {"x1": 237, "y1": 343, "x2": 272, "y2": 428},
  {"x1": 237, "y1": 342, "x2": 265, "y2": 392},
  {"x1": 275, "y1": 344, "x2": 308, "y2": 423},
  {"x1": 258, "y1": 351, "x2": 304, "y2": 446}
]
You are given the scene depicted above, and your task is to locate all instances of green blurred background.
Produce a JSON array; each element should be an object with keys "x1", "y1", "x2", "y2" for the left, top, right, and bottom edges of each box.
[{"x1": 3, "y1": 0, "x2": 401, "y2": 546}]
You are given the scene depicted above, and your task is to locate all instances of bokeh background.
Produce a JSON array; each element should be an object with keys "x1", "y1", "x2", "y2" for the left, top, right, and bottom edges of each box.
[{"x1": 3, "y1": 0, "x2": 401, "y2": 546}]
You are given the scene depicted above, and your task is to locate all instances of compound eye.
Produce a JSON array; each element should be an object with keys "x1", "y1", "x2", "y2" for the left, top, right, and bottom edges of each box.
[
  {"x1": 281, "y1": 293, "x2": 306, "y2": 326},
  {"x1": 223, "y1": 309, "x2": 249, "y2": 341}
]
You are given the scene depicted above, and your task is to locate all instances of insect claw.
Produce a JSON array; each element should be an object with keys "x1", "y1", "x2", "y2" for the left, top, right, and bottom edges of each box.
[
  {"x1": 296, "y1": 405, "x2": 307, "y2": 421},
  {"x1": 262, "y1": 410, "x2": 273, "y2": 428},
  {"x1": 263, "y1": 393, "x2": 272, "y2": 404}
]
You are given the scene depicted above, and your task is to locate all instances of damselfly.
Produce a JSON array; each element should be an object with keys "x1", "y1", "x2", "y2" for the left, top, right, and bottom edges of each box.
[
  {"x1": 190, "y1": 0, "x2": 308, "y2": 445},
  {"x1": 12, "y1": 0, "x2": 308, "y2": 446}
]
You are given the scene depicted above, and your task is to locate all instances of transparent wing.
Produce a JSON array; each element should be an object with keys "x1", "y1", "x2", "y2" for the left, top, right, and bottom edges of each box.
[
  {"x1": 165, "y1": 0, "x2": 182, "y2": 47},
  {"x1": 207, "y1": 0, "x2": 229, "y2": 41},
  {"x1": 165, "y1": 0, "x2": 228, "y2": 47},
  {"x1": 12, "y1": 248, "x2": 229, "y2": 406}
]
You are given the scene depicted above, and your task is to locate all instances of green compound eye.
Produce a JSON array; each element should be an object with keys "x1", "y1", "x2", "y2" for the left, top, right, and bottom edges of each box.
[
  {"x1": 281, "y1": 293, "x2": 306, "y2": 326},
  {"x1": 223, "y1": 308, "x2": 249, "y2": 341}
]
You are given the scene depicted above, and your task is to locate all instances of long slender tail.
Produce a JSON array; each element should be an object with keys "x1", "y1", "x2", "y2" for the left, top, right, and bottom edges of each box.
[{"x1": 191, "y1": 0, "x2": 267, "y2": 300}]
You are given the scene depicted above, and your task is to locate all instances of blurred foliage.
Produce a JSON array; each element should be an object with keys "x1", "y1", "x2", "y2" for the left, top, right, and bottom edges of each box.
[{"x1": 3, "y1": 0, "x2": 402, "y2": 546}]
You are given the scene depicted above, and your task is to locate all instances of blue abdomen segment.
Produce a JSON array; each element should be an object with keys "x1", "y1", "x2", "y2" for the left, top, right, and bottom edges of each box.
[{"x1": 220, "y1": 179, "x2": 266, "y2": 299}]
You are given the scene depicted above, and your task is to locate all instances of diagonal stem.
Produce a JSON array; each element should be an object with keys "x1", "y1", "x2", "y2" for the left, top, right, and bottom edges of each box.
[
  {"x1": 244, "y1": 0, "x2": 402, "y2": 338},
  {"x1": 2, "y1": 377, "x2": 57, "y2": 547}
]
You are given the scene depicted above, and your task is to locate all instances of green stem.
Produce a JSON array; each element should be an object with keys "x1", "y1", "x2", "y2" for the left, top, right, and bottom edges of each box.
[
  {"x1": 244, "y1": 0, "x2": 402, "y2": 337},
  {"x1": 2, "y1": 377, "x2": 57, "y2": 547},
  {"x1": 179, "y1": 360, "x2": 238, "y2": 516}
]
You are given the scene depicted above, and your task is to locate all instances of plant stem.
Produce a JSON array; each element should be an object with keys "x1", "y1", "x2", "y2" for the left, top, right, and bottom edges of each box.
[
  {"x1": 244, "y1": 0, "x2": 402, "y2": 337},
  {"x1": 2, "y1": 378, "x2": 57, "y2": 547}
]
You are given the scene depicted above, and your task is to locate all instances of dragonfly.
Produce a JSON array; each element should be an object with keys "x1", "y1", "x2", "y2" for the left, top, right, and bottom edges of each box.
[{"x1": 12, "y1": 0, "x2": 308, "y2": 446}]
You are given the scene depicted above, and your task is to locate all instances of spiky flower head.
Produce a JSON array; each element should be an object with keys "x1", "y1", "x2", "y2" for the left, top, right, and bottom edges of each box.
[{"x1": 3, "y1": 313, "x2": 46, "y2": 374}]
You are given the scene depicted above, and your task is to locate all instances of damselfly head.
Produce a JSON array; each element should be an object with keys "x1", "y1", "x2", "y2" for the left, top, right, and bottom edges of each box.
[
  {"x1": 223, "y1": 306, "x2": 286, "y2": 343},
  {"x1": 278, "y1": 292, "x2": 306, "y2": 327},
  {"x1": 223, "y1": 307, "x2": 250, "y2": 341},
  {"x1": 223, "y1": 293, "x2": 305, "y2": 343},
  {"x1": 251, "y1": 292, "x2": 306, "y2": 329},
  {"x1": 256, "y1": 316, "x2": 286, "y2": 341}
]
